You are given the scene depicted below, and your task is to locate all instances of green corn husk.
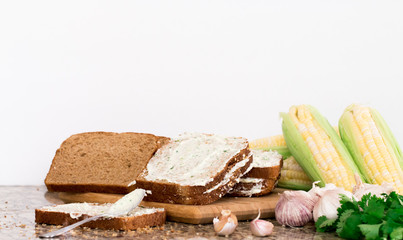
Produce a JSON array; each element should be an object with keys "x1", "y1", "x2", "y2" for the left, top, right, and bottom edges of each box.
[
  {"x1": 277, "y1": 181, "x2": 312, "y2": 191},
  {"x1": 281, "y1": 105, "x2": 363, "y2": 191}
]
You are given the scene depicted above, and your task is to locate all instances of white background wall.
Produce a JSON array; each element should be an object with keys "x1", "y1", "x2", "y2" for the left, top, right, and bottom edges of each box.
[{"x1": 1, "y1": 1, "x2": 402, "y2": 185}]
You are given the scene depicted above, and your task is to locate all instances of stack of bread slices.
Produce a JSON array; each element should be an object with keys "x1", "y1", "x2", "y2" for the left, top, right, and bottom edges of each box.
[{"x1": 37, "y1": 131, "x2": 282, "y2": 230}]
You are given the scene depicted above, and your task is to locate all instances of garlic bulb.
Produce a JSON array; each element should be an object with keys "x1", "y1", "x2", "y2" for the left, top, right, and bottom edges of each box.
[
  {"x1": 353, "y1": 174, "x2": 394, "y2": 200},
  {"x1": 313, "y1": 187, "x2": 354, "y2": 222},
  {"x1": 250, "y1": 210, "x2": 274, "y2": 237},
  {"x1": 213, "y1": 209, "x2": 238, "y2": 236},
  {"x1": 275, "y1": 190, "x2": 315, "y2": 227}
]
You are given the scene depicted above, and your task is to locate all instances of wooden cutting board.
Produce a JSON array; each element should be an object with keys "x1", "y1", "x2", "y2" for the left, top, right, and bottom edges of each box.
[{"x1": 58, "y1": 188, "x2": 284, "y2": 224}]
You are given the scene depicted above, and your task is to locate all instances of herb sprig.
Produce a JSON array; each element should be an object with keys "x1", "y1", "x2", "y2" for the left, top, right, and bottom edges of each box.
[{"x1": 315, "y1": 192, "x2": 403, "y2": 240}]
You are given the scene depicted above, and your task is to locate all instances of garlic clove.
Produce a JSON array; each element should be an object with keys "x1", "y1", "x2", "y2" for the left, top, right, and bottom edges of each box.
[
  {"x1": 215, "y1": 221, "x2": 237, "y2": 236},
  {"x1": 213, "y1": 209, "x2": 238, "y2": 236},
  {"x1": 250, "y1": 210, "x2": 274, "y2": 237}
]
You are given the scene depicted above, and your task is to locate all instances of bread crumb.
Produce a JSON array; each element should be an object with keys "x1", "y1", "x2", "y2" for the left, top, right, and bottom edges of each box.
[{"x1": 17, "y1": 224, "x2": 26, "y2": 228}]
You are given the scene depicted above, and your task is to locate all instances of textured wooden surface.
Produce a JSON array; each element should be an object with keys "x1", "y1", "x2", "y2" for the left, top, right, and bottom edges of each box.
[{"x1": 58, "y1": 188, "x2": 285, "y2": 224}]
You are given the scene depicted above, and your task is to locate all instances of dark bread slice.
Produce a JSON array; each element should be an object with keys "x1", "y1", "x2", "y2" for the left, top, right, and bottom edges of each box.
[
  {"x1": 45, "y1": 132, "x2": 169, "y2": 194},
  {"x1": 35, "y1": 203, "x2": 165, "y2": 230},
  {"x1": 242, "y1": 163, "x2": 282, "y2": 179},
  {"x1": 229, "y1": 150, "x2": 283, "y2": 197},
  {"x1": 136, "y1": 133, "x2": 252, "y2": 205}
]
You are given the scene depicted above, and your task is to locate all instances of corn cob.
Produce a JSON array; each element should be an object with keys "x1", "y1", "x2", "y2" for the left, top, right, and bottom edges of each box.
[
  {"x1": 249, "y1": 135, "x2": 291, "y2": 159},
  {"x1": 339, "y1": 104, "x2": 403, "y2": 193},
  {"x1": 249, "y1": 134, "x2": 286, "y2": 148},
  {"x1": 249, "y1": 135, "x2": 312, "y2": 190},
  {"x1": 281, "y1": 105, "x2": 362, "y2": 191},
  {"x1": 279, "y1": 156, "x2": 313, "y2": 190}
]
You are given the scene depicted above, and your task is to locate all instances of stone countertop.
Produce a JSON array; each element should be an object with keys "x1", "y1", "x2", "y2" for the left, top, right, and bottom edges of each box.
[{"x1": 0, "y1": 186, "x2": 341, "y2": 240}]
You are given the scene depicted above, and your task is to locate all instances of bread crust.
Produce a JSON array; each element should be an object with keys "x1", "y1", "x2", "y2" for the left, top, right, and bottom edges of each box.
[
  {"x1": 242, "y1": 163, "x2": 282, "y2": 179},
  {"x1": 35, "y1": 207, "x2": 166, "y2": 230},
  {"x1": 45, "y1": 132, "x2": 169, "y2": 194}
]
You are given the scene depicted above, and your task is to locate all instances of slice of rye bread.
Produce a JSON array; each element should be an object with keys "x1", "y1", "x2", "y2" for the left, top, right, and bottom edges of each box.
[
  {"x1": 135, "y1": 133, "x2": 253, "y2": 205},
  {"x1": 229, "y1": 149, "x2": 283, "y2": 197},
  {"x1": 35, "y1": 203, "x2": 166, "y2": 230},
  {"x1": 45, "y1": 132, "x2": 169, "y2": 194}
]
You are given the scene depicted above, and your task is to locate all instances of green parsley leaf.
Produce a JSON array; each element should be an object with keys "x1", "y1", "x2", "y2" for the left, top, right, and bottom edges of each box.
[
  {"x1": 382, "y1": 217, "x2": 402, "y2": 237},
  {"x1": 337, "y1": 194, "x2": 359, "y2": 218},
  {"x1": 358, "y1": 223, "x2": 382, "y2": 240},
  {"x1": 386, "y1": 208, "x2": 403, "y2": 222},
  {"x1": 390, "y1": 226, "x2": 403, "y2": 240},
  {"x1": 315, "y1": 216, "x2": 337, "y2": 232},
  {"x1": 336, "y1": 210, "x2": 363, "y2": 239},
  {"x1": 361, "y1": 195, "x2": 385, "y2": 224}
]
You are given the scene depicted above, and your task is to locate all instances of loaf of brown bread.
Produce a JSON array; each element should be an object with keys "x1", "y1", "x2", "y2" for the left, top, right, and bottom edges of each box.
[
  {"x1": 135, "y1": 133, "x2": 253, "y2": 205},
  {"x1": 229, "y1": 149, "x2": 282, "y2": 197},
  {"x1": 45, "y1": 132, "x2": 169, "y2": 194},
  {"x1": 35, "y1": 203, "x2": 166, "y2": 230}
]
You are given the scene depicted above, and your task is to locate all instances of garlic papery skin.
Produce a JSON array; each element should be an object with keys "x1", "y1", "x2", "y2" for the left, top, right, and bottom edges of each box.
[
  {"x1": 309, "y1": 182, "x2": 337, "y2": 199},
  {"x1": 283, "y1": 190, "x2": 316, "y2": 210},
  {"x1": 353, "y1": 174, "x2": 395, "y2": 200},
  {"x1": 275, "y1": 191, "x2": 314, "y2": 227},
  {"x1": 213, "y1": 209, "x2": 238, "y2": 236},
  {"x1": 313, "y1": 188, "x2": 354, "y2": 222},
  {"x1": 354, "y1": 182, "x2": 394, "y2": 200},
  {"x1": 250, "y1": 210, "x2": 274, "y2": 237}
]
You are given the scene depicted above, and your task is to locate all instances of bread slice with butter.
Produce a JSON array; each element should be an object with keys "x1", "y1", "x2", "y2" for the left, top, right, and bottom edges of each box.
[
  {"x1": 135, "y1": 133, "x2": 253, "y2": 205},
  {"x1": 35, "y1": 203, "x2": 166, "y2": 230},
  {"x1": 229, "y1": 149, "x2": 282, "y2": 197},
  {"x1": 45, "y1": 132, "x2": 169, "y2": 194}
]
